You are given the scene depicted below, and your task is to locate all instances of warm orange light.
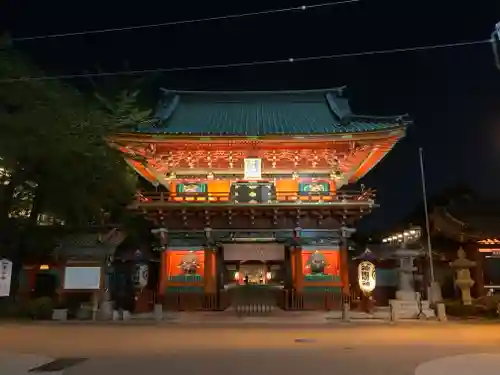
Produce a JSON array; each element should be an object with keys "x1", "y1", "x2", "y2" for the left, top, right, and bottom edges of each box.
[
  {"x1": 479, "y1": 248, "x2": 500, "y2": 253},
  {"x1": 39, "y1": 264, "x2": 49, "y2": 270},
  {"x1": 358, "y1": 261, "x2": 376, "y2": 294},
  {"x1": 478, "y1": 239, "x2": 500, "y2": 245}
]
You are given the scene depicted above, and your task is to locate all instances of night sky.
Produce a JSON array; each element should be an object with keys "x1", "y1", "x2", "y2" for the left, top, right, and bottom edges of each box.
[{"x1": 4, "y1": 0, "x2": 500, "y2": 233}]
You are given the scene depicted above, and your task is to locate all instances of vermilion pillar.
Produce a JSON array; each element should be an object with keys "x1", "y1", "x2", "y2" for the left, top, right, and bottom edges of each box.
[
  {"x1": 204, "y1": 248, "x2": 216, "y2": 294},
  {"x1": 154, "y1": 228, "x2": 169, "y2": 298},
  {"x1": 294, "y1": 246, "x2": 304, "y2": 292},
  {"x1": 159, "y1": 251, "x2": 170, "y2": 296},
  {"x1": 340, "y1": 227, "x2": 352, "y2": 297}
]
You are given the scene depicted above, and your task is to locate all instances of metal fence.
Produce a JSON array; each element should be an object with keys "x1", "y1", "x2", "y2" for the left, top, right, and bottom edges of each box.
[
  {"x1": 278, "y1": 290, "x2": 345, "y2": 311},
  {"x1": 162, "y1": 293, "x2": 226, "y2": 311}
]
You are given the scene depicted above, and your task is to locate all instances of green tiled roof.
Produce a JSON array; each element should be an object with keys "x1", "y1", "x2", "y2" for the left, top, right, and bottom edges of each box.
[{"x1": 137, "y1": 87, "x2": 408, "y2": 136}]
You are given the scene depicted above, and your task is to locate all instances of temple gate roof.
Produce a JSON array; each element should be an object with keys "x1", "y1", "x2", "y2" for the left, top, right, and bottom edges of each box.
[
  {"x1": 137, "y1": 87, "x2": 409, "y2": 136},
  {"x1": 432, "y1": 196, "x2": 500, "y2": 241},
  {"x1": 54, "y1": 228, "x2": 126, "y2": 261}
]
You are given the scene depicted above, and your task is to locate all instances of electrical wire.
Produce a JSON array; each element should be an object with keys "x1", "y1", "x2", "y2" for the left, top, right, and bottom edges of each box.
[
  {"x1": 11, "y1": 0, "x2": 359, "y2": 42},
  {"x1": 0, "y1": 38, "x2": 491, "y2": 84}
]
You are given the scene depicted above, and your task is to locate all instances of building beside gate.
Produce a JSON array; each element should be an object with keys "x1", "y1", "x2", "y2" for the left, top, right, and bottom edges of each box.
[
  {"x1": 109, "y1": 87, "x2": 409, "y2": 311},
  {"x1": 432, "y1": 196, "x2": 500, "y2": 297}
]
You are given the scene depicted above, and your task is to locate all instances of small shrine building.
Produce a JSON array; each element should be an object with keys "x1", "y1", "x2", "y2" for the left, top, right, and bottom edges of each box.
[{"x1": 432, "y1": 196, "x2": 500, "y2": 297}]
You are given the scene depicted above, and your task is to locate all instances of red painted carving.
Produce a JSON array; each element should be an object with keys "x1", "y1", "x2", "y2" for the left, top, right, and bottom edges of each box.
[{"x1": 121, "y1": 139, "x2": 387, "y2": 182}]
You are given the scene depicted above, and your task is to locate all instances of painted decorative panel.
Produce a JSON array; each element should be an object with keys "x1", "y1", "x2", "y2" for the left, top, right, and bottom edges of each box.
[
  {"x1": 176, "y1": 183, "x2": 208, "y2": 194},
  {"x1": 298, "y1": 182, "x2": 330, "y2": 196},
  {"x1": 167, "y1": 251, "x2": 205, "y2": 281},
  {"x1": 230, "y1": 181, "x2": 275, "y2": 204},
  {"x1": 302, "y1": 250, "x2": 340, "y2": 281}
]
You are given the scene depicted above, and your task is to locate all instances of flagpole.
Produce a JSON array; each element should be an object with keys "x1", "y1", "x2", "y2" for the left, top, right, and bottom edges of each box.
[{"x1": 419, "y1": 147, "x2": 435, "y2": 284}]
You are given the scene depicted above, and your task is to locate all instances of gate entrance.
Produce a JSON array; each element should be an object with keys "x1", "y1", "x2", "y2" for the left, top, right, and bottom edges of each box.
[
  {"x1": 239, "y1": 261, "x2": 267, "y2": 284},
  {"x1": 221, "y1": 242, "x2": 287, "y2": 315}
]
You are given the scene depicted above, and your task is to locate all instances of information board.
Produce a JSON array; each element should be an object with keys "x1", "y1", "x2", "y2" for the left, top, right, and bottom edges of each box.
[
  {"x1": 0, "y1": 258, "x2": 12, "y2": 297},
  {"x1": 63, "y1": 266, "x2": 101, "y2": 290}
]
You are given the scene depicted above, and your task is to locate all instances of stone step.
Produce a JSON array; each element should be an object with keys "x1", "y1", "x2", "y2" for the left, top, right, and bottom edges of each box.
[{"x1": 390, "y1": 300, "x2": 431, "y2": 310}]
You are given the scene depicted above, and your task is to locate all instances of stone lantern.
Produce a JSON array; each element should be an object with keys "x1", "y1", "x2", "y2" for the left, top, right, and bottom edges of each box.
[
  {"x1": 450, "y1": 247, "x2": 475, "y2": 306},
  {"x1": 387, "y1": 226, "x2": 435, "y2": 319}
]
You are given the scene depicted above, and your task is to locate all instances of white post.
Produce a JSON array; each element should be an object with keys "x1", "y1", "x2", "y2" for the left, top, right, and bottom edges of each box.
[
  {"x1": 418, "y1": 147, "x2": 435, "y2": 284},
  {"x1": 419, "y1": 148, "x2": 442, "y2": 303}
]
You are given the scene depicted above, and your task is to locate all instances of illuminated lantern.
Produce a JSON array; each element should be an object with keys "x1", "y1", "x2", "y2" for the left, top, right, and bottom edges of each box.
[{"x1": 358, "y1": 261, "x2": 376, "y2": 295}]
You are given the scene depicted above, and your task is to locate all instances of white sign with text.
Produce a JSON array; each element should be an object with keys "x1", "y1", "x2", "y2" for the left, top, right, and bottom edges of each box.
[{"x1": 0, "y1": 258, "x2": 13, "y2": 297}]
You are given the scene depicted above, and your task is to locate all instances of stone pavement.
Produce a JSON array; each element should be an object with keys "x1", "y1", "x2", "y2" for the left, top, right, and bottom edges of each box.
[
  {"x1": 132, "y1": 310, "x2": 431, "y2": 323},
  {"x1": 3, "y1": 350, "x2": 500, "y2": 375},
  {"x1": 415, "y1": 354, "x2": 500, "y2": 375},
  {"x1": 1, "y1": 323, "x2": 500, "y2": 375},
  {"x1": 167, "y1": 310, "x2": 338, "y2": 324},
  {"x1": 0, "y1": 352, "x2": 61, "y2": 375}
]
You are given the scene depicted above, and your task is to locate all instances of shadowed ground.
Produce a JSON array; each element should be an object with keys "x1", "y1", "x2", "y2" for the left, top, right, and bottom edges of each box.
[{"x1": 1, "y1": 322, "x2": 500, "y2": 375}]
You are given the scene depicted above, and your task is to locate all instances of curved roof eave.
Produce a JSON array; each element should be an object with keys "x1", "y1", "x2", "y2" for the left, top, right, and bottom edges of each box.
[
  {"x1": 110, "y1": 125, "x2": 407, "y2": 143},
  {"x1": 159, "y1": 86, "x2": 347, "y2": 96}
]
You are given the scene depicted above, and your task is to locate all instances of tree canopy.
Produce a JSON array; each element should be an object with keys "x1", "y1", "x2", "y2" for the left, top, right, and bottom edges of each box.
[{"x1": 0, "y1": 48, "x2": 142, "y2": 228}]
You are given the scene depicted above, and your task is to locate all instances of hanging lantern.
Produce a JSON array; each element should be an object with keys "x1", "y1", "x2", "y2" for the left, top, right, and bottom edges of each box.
[{"x1": 358, "y1": 261, "x2": 376, "y2": 295}]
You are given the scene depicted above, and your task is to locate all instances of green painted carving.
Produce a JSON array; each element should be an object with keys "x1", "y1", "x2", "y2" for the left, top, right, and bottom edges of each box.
[
  {"x1": 304, "y1": 274, "x2": 341, "y2": 282},
  {"x1": 168, "y1": 274, "x2": 203, "y2": 282}
]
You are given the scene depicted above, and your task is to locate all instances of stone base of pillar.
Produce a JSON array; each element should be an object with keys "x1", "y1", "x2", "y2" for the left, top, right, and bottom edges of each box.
[
  {"x1": 428, "y1": 281, "x2": 443, "y2": 304},
  {"x1": 395, "y1": 290, "x2": 417, "y2": 301},
  {"x1": 389, "y1": 298, "x2": 436, "y2": 320},
  {"x1": 122, "y1": 310, "x2": 131, "y2": 321},
  {"x1": 111, "y1": 309, "x2": 132, "y2": 321},
  {"x1": 99, "y1": 301, "x2": 113, "y2": 320},
  {"x1": 342, "y1": 303, "x2": 350, "y2": 321},
  {"x1": 154, "y1": 304, "x2": 163, "y2": 321},
  {"x1": 436, "y1": 303, "x2": 447, "y2": 322},
  {"x1": 112, "y1": 310, "x2": 121, "y2": 321},
  {"x1": 52, "y1": 308, "x2": 68, "y2": 321}
]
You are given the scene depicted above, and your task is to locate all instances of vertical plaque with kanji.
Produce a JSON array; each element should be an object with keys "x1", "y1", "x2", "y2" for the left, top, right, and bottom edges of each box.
[{"x1": 244, "y1": 158, "x2": 262, "y2": 179}]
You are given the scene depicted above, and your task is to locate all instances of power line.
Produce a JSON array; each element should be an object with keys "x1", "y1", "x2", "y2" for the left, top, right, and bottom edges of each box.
[
  {"x1": 11, "y1": 0, "x2": 359, "y2": 42},
  {"x1": 0, "y1": 38, "x2": 491, "y2": 83}
]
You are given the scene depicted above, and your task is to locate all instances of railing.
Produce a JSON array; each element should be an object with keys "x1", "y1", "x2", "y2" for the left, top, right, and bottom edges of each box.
[
  {"x1": 278, "y1": 290, "x2": 341, "y2": 311},
  {"x1": 135, "y1": 189, "x2": 375, "y2": 205},
  {"x1": 161, "y1": 289, "x2": 349, "y2": 312},
  {"x1": 162, "y1": 292, "x2": 230, "y2": 311},
  {"x1": 162, "y1": 291, "x2": 226, "y2": 312},
  {"x1": 230, "y1": 285, "x2": 280, "y2": 316}
]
